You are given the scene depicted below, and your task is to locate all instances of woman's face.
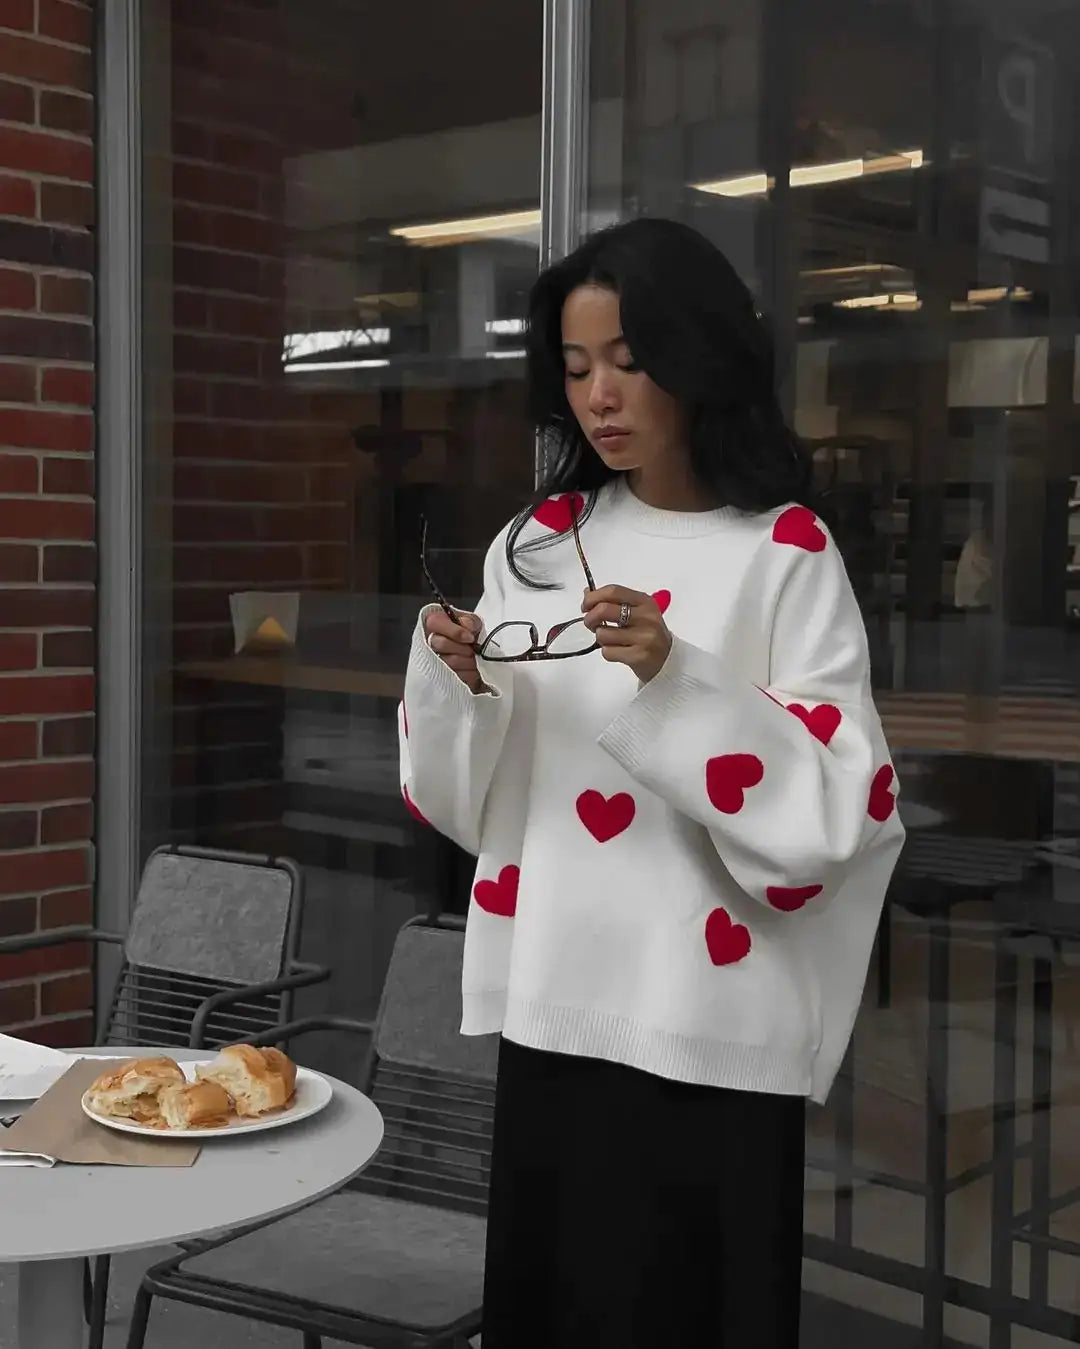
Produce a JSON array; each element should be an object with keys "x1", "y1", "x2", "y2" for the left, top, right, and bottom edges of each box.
[{"x1": 561, "y1": 284, "x2": 687, "y2": 479}]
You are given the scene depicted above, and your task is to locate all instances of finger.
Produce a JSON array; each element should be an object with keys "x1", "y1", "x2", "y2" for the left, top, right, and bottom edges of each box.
[
  {"x1": 583, "y1": 602, "x2": 634, "y2": 632},
  {"x1": 443, "y1": 654, "x2": 481, "y2": 676},
  {"x1": 582, "y1": 585, "x2": 652, "y2": 613},
  {"x1": 428, "y1": 634, "x2": 478, "y2": 659},
  {"x1": 426, "y1": 613, "x2": 478, "y2": 645},
  {"x1": 594, "y1": 626, "x2": 640, "y2": 647}
]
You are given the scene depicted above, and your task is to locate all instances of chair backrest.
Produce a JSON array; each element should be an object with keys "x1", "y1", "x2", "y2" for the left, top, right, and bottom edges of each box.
[
  {"x1": 357, "y1": 916, "x2": 497, "y2": 1217},
  {"x1": 101, "y1": 845, "x2": 304, "y2": 1050}
]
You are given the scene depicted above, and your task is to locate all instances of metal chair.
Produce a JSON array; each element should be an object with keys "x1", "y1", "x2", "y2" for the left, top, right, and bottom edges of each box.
[
  {"x1": 125, "y1": 914, "x2": 495, "y2": 1349},
  {"x1": 0, "y1": 842, "x2": 327, "y2": 1349}
]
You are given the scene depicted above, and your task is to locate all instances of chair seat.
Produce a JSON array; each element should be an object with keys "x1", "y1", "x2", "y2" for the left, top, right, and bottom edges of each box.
[{"x1": 181, "y1": 1190, "x2": 486, "y2": 1330}]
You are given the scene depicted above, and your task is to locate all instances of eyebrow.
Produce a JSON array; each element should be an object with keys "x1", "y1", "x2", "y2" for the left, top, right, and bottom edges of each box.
[{"x1": 561, "y1": 335, "x2": 629, "y2": 354}]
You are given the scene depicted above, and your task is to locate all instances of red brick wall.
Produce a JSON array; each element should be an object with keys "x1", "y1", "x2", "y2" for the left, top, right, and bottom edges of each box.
[{"x1": 0, "y1": 0, "x2": 96, "y2": 1045}]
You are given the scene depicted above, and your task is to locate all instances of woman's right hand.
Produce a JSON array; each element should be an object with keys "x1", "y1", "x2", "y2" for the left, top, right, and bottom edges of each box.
[{"x1": 424, "y1": 609, "x2": 485, "y2": 693}]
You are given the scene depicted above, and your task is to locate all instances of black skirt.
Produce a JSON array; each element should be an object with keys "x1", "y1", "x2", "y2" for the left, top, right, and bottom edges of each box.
[{"x1": 482, "y1": 1038, "x2": 806, "y2": 1349}]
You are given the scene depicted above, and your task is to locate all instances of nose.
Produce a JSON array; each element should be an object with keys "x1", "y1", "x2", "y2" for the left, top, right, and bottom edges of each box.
[{"x1": 587, "y1": 368, "x2": 619, "y2": 416}]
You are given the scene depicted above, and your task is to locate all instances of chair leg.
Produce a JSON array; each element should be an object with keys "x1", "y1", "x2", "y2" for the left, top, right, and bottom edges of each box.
[
  {"x1": 88, "y1": 1253, "x2": 110, "y2": 1349},
  {"x1": 125, "y1": 1285, "x2": 154, "y2": 1349},
  {"x1": 82, "y1": 1258, "x2": 93, "y2": 1325},
  {"x1": 302, "y1": 1334, "x2": 322, "y2": 1349}
]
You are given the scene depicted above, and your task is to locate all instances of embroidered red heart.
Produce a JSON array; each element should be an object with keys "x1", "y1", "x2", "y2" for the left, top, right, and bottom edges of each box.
[
  {"x1": 402, "y1": 784, "x2": 429, "y2": 826},
  {"x1": 705, "y1": 753, "x2": 764, "y2": 814},
  {"x1": 787, "y1": 702, "x2": 842, "y2": 747},
  {"x1": 651, "y1": 589, "x2": 671, "y2": 615},
  {"x1": 705, "y1": 908, "x2": 752, "y2": 965},
  {"x1": 534, "y1": 493, "x2": 584, "y2": 533},
  {"x1": 473, "y1": 864, "x2": 519, "y2": 917},
  {"x1": 868, "y1": 765, "x2": 897, "y2": 822},
  {"x1": 767, "y1": 884, "x2": 824, "y2": 913},
  {"x1": 772, "y1": 506, "x2": 826, "y2": 553},
  {"x1": 576, "y1": 790, "x2": 636, "y2": 843}
]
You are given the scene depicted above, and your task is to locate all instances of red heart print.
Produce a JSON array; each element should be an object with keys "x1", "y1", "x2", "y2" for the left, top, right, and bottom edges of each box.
[
  {"x1": 576, "y1": 790, "x2": 636, "y2": 843},
  {"x1": 534, "y1": 493, "x2": 584, "y2": 533},
  {"x1": 402, "y1": 784, "x2": 429, "y2": 826},
  {"x1": 868, "y1": 765, "x2": 897, "y2": 822},
  {"x1": 473, "y1": 864, "x2": 519, "y2": 917},
  {"x1": 651, "y1": 589, "x2": 671, "y2": 615},
  {"x1": 767, "y1": 884, "x2": 824, "y2": 913},
  {"x1": 705, "y1": 908, "x2": 752, "y2": 966},
  {"x1": 705, "y1": 753, "x2": 764, "y2": 815},
  {"x1": 772, "y1": 506, "x2": 826, "y2": 553},
  {"x1": 787, "y1": 702, "x2": 842, "y2": 747}
]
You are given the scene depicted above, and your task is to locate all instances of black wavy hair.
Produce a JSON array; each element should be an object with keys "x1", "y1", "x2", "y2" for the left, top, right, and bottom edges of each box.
[{"x1": 507, "y1": 216, "x2": 813, "y2": 587}]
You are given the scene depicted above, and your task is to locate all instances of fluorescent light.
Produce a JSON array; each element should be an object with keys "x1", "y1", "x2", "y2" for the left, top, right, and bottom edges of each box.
[
  {"x1": 284, "y1": 358, "x2": 390, "y2": 373},
  {"x1": 283, "y1": 328, "x2": 389, "y2": 361},
  {"x1": 966, "y1": 285, "x2": 1033, "y2": 304},
  {"x1": 485, "y1": 348, "x2": 526, "y2": 360},
  {"x1": 693, "y1": 149, "x2": 924, "y2": 199},
  {"x1": 486, "y1": 318, "x2": 527, "y2": 335},
  {"x1": 835, "y1": 291, "x2": 921, "y2": 310},
  {"x1": 391, "y1": 209, "x2": 541, "y2": 246}
]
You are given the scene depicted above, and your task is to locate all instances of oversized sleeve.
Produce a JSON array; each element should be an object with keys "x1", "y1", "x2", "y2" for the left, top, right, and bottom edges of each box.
[
  {"x1": 597, "y1": 525, "x2": 904, "y2": 912},
  {"x1": 398, "y1": 532, "x2": 515, "y2": 856}
]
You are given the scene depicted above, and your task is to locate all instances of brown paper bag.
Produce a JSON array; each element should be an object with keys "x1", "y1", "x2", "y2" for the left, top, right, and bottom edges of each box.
[{"x1": 2, "y1": 1058, "x2": 200, "y2": 1166}]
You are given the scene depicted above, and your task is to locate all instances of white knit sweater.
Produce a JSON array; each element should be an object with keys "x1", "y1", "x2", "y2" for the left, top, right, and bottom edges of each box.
[{"x1": 399, "y1": 478, "x2": 904, "y2": 1103}]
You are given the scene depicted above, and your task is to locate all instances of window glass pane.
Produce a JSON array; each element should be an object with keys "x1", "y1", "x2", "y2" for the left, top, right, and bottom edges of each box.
[
  {"x1": 141, "y1": 0, "x2": 542, "y2": 1071},
  {"x1": 588, "y1": 1, "x2": 1080, "y2": 1343}
]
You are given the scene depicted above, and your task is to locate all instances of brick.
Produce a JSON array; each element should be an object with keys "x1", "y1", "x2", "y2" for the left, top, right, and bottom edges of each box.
[
  {"x1": 40, "y1": 800, "x2": 90, "y2": 844},
  {"x1": 0, "y1": 126, "x2": 93, "y2": 182},
  {"x1": 37, "y1": 0, "x2": 94, "y2": 48},
  {"x1": 0, "y1": 0, "x2": 35, "y2": 31},
  {"x1": 42, "y1": 544, "x2": 94, "y2": 582},
  {"x1": 174, "y1": 245, "x2": 263, "y2": 296},
  {"x1": 0, "y1": 361, "x2": 35, "y2": 402},
  {"x1": 14, "y1": 1015, "x2": 94, "y2": 1048},
  {"x1": 174, "y1": 290, "x2": 208, "y2": 330},
  {"x1": 0, "y1": 632, "x2": 37, "y2": 670},
  {"x1": 0, "y1": 674, "x2": 93, "y2": 715},
  {"x1": 0, "y1": 846, "x2": 88, "y2": 898},
  {"x1": 0, "y1": 940, "x2": 89, "y2": 982},
  {"x1": 0, "y1": 452, "x2": 38, "y2": 492},
  {"x1": 0, "y1": 33, "x2": 93, "y2": 89},
  {"x1": 0, "y1": 810, "x2": 36, "y2": 850},
  {"x1": 0, "y1": 76, "x2": 33, "y2": 124},
  {"x1": 39, "y1": 89, "x2": 93, "y2": 137},
  {"x1": 0, "y1": 895, "x2": 36, "y2": 936},
  {"x1": 39, "y1": 969, "x2": 91, "y2": 1016},
  {"x1": 0, "y1": 173, "x2": 35, "y2": 218},
  {"x1": 173, "y1": 162, "x2": 262, "y2": 214},
  {"x1": 40, "y1": 365, "x2": 92, "y2": 405},
  {"x1": 42, "y1": 455, "x2": 93, "y2": 495},
  {"x1": 41, "y1": 628, "x2": 93, "y2": 667},
  {"x1": 0, "y1": 544, "x2": 36, "y2": 581},
  {"x1": 0, "y1": 265, "x2": 34, "y2": 310},
  {"x1": 0, "y1": 982, "x2": 36, "y2": 1025},
  {"x1": 0, "y1": 408, "x2": 92, "y2": 453},
  {"x1": 0, "y1": 760, "x2": 93, "y2": 806},
  {"x1": 40, "y1": 884, "x2": 90, "y2": 927},
  {"x1": 0, "y1": 498, "x2": 93, "y2": 539},
  {"x1": 0, "y1": 720, "x2": 37, "y2": 760},
  {"x1": 174, "y1": 333, "x2": 262, "y2": 379},
  {"x1": 39, "y1": 181, "x2": 93, "y2": 229},
  {"x1": 40, "y1": 273, "x2": 92, "y2": 317},
  {"x1": 0, "y1": 313, "x2": 92, "y2": 361},
  {"x1": 41, "y1": 715, "x2": 92, "y2": 756},
  {"x1": 0, "y1": 586, "x2": 88, "y2": 634}
]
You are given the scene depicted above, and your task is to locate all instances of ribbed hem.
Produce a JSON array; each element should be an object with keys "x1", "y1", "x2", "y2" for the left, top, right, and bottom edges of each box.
[
  {"x1": 408, "y1": 605, "x2": 507, "y2": 715},
  {"x1": 469, "y1": 995, "x2": 811, "y2": 1096},
  {"x1": 603, "y1": 475, "x2": 744, "y2": 538},
  {"x1": 598, "y1": 636, "x2": 705, "y2": 773}
]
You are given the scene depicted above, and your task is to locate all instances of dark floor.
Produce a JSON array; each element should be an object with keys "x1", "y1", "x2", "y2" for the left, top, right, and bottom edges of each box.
[{"x1": 0, "y1": 1252, "x2": 968, "y2": 1348}]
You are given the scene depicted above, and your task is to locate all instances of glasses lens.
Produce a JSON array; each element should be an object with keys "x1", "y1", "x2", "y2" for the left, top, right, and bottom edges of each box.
[
  {"x1": 546, "y1": 617, "x2": 596, "y2": 656},
  {"x1": 482, "y1": 622, "x2": 536, "y2": 659}
]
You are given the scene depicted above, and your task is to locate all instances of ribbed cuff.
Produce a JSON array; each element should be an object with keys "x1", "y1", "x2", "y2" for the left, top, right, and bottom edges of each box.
[
  {"x1": 597, "y1": 635, "x2": 704, "y2": 775},
  {"x1": 408, "y1": 605, "x2": 508, "y2": 716}
]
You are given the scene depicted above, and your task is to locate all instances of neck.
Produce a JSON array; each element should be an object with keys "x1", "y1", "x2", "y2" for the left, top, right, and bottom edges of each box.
[{"x1": 626, "y1": 460, "x2": 717, "y2": 513}]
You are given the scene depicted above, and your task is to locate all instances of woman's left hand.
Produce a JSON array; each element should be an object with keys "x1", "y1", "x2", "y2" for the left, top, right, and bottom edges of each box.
[{"x1": 582, "y1": 585, "x2": 673, "y2": 683}]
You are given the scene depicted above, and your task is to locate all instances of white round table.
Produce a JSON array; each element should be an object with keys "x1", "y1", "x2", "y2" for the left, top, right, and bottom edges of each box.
[{"x1": 0, "y1": 1048, "x2": 384, "y2": 1349}]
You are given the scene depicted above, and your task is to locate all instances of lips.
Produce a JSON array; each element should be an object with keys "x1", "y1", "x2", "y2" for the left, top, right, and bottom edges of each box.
[{"x1": 594, "y1": 426, "x2": 630, "y2": 444}]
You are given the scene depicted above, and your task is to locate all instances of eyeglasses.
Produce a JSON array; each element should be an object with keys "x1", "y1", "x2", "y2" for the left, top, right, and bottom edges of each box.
[{"x1": 420, "y1": 509, "x2": 599, "y2": 662}]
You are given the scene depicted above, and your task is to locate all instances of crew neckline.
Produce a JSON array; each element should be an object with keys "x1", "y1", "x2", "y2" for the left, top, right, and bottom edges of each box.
[{"x1": 602, "y1": 474, "x2": 743, "y2": 537}]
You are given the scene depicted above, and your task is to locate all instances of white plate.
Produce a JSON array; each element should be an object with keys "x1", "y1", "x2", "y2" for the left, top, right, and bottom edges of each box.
[{"x1": 81, "y1": 1060, "x2": 333, "y2": 1139}]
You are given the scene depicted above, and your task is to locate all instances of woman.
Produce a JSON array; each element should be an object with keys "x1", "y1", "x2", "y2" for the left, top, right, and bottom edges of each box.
[{"x1": 399, "y1": 218, "x2": 904, "y2": 1347}]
